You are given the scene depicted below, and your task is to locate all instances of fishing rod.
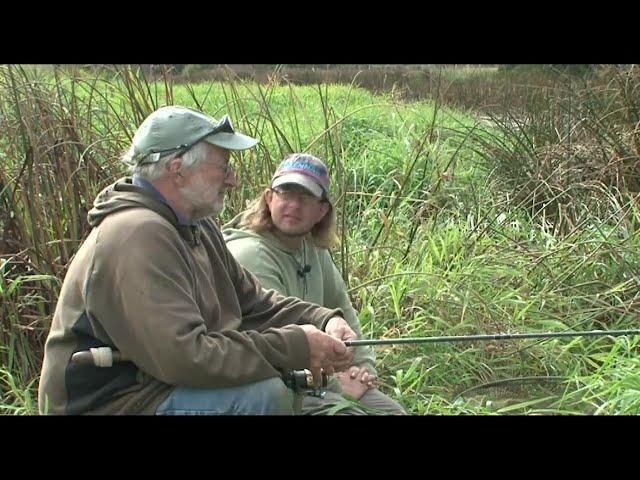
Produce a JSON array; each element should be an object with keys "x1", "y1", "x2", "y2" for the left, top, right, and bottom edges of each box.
[
  {"x1": 74, "y1": 328, "x2": 640, "y2": 366},
  {"x1": 344, "y1": 329, "x2": 640, "y2": 347},
  {"x1": 70, "y1": 329, "x2": 640, "y2": 397}
]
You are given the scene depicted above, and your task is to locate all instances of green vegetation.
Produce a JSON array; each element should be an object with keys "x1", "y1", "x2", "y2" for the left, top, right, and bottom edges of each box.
[{"x1": 1, "y1": 64, "x2": 639, "y2": 414}]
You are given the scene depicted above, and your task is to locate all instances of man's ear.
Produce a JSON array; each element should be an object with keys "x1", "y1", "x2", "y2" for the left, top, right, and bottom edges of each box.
[
  {"x1": 264, "y1": 188, "x2": 273, "y2": 206},
  {"x1": 167, "y1": 157, "x2": 183, "y2": 178},
  {"x1": 316, "y1": 201, "x2": 330, "y2": 222}
]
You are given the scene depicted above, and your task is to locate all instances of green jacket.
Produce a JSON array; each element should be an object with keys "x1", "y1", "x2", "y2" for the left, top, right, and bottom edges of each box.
[
  {"x1": 222, "y1": 212, "x2": 377, "y2": 395},
  {"x1": 38, "y1": 178, "x2": 342, "y2": 415}
]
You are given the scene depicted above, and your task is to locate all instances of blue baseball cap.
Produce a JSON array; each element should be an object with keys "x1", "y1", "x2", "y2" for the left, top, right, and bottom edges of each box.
[{"x1": 271, "y1": 154, "x2": 330, "y2": 200}]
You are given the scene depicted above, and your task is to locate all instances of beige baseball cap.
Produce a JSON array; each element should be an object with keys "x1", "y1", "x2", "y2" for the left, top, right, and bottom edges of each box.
[{"x1": 128, "y1": 105, "x2": 258, "y2": 165}]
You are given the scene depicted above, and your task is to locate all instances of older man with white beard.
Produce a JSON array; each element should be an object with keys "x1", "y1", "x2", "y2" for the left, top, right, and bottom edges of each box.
[{"x1": 38, "y1": 106, "x2": 356, "y2": 415}]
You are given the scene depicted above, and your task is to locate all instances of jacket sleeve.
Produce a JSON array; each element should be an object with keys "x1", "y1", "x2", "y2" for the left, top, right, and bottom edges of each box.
[
  {"x1": 322, "y1": 253, "x2": 378, "y2": 375},
  {"x1": 86, "y1": 216, "x2": 340, "y2": 388}
]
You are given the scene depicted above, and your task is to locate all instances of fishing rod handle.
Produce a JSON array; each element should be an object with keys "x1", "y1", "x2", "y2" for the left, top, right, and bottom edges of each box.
[{"x1": 70, "y1": 347, "x2": 128, "y2": 367}]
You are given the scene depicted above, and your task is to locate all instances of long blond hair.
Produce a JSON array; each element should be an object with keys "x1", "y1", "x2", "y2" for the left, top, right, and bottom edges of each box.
[{"x1": 239, "y1": 190, "x2": 338, "y2": 249}]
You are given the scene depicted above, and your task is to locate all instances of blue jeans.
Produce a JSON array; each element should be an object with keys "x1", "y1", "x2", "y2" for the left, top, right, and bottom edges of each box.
[{"x1": 156, "y1": 377, "x2": 295, "y2": 415}]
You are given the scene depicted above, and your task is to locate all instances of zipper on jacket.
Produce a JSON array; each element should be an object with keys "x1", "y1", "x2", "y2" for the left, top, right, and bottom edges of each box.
[{"x1": 191, "y1": 225, "x2": 200, "y2": 246}]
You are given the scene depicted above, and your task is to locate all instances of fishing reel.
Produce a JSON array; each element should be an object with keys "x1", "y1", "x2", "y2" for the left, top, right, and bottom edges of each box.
[{"x1": 282, "y1": 369, "x2": 328, "y2": 398}]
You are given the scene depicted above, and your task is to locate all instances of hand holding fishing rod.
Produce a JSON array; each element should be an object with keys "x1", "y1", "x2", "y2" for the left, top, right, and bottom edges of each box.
[{"x1": 300, "y1": 316, "x2": 357, "y2": 386}]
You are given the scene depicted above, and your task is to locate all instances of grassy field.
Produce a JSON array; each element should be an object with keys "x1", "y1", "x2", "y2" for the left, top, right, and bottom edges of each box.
[{"x1": 1, "y1": 64, "x2": 639, "y2": 414}]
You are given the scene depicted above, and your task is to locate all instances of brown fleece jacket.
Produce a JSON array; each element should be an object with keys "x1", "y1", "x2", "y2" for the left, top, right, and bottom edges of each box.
[{"x1": 38, "y1": 177, "x2": 342, "y2": 414}]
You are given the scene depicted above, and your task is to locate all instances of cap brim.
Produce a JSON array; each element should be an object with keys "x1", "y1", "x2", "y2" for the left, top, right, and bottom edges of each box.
[
  {"x1": 272, "y1": 173, "x2": 324, "y2": 198},
  {"x1": 204, "y1": 131, "x2": 259, "y2": 151}
]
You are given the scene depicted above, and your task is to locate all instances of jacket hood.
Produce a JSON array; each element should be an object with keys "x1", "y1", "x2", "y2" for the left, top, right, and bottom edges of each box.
[
  {"x1": 87, "y1": 177, "x2": 200, "y2": 246},
  {"x1": 222, "y1": 211, "x2": 296, "y2": 254},
  {"x1": 222, "y1": 211, "x2": 267, "y2": 242}
]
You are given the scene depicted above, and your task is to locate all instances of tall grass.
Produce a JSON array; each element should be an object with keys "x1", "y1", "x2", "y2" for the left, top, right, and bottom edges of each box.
[
  {"x1": 170, "y1": 64, "x2": 578, "y2": 114},
  {"x1": 1, "y1": 64, "x2": 639, "y2": 414}
]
